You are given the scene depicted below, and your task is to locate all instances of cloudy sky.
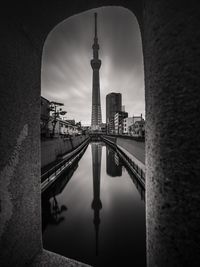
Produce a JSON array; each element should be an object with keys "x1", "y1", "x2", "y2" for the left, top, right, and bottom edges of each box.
[{"x1": 41, "y1": 7, "x2": 144, "y2": 125}]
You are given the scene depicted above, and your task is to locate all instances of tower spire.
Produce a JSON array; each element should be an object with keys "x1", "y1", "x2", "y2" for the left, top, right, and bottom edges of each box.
[
  {"x1": 91, "y1": 12, "x2": 102, "y2": 129},
  {"x1": 95, "y1": 12, "x2": 97, "y2": 38}
]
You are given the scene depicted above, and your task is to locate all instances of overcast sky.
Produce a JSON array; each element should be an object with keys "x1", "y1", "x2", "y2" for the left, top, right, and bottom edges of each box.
[{"x1": 41, "y1": 7, "x2": 144, "y2": 125}]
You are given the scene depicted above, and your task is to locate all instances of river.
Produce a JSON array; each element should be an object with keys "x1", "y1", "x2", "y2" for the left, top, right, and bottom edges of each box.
[{"x1": 42, "y1": 142, "x2": 146, "y2": 267}]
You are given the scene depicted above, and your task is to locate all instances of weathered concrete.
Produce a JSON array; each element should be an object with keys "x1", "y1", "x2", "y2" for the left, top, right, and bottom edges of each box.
[
  {"x1": 30, "y1": 250, "x2": 91, "y2": 267},
  {"x1": 41, "y1": 136, "x2": 88, "y2": 168},
  {"x1": 0, "y1": 1, "x2": 200, "y2": 267},
  {"x1": 144, "y1": 2, "x2": 200, "y2": 266},
  {"x1": 0, "y1": 18, "x2": 42, "y2": 267},
  {"x1": 117, "y1": 137, "x2": 145, "y2": 164},
  {"x1": 102, "y1": 135, "x2": 145, "y2": 185},
  {"x1": 104, "y1": 135, "x2": 145, "y2": 163},
  {"x1": 41, "y1": 138, "x2": 89, "y2": 191}
]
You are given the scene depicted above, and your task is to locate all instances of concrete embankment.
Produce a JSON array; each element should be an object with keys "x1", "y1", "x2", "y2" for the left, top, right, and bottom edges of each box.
[
  {"x1": 41, "y1": 135, "x2": 89, "y2": 169},
  {"x1": 41, "y1": 140, "x2": 89, "y2": 192},
  {"x1": 102, "y1": 135, "x2": 145, "y2": 187}
]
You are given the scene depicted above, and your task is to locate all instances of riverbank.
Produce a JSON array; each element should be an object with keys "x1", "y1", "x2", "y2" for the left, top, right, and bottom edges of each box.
[
  {"x1": 41, "y1": 135, "x2": 89, "y2": 169},
  {"x1": 101, "y1": 135, "x2": 145, "y2": 187},
  {"x1": 41, "y1": 140, "x2": 89, "y2": 192},
  {"x1": 41, "y1": 134, "x2": 145, "y2": 189}
]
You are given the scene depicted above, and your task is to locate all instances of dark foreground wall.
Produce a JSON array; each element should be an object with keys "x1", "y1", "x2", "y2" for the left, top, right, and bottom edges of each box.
[
  {"x1": 41, "y1": 136, "x2": 88, "y2": 168},
  {"x1": 0, "y1": 1, "x2": 200, "y2": 267},
  {"x1": 144, "y1": 2, "x2": 200, "y2": 266}
]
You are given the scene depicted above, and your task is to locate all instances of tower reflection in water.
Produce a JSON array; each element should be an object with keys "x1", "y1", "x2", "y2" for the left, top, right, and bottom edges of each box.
[
  {"x1": 42, "y1": 142, "x2": 145, "y2": 265},
  {"x1": 91, "y1": 143, "x2": 145, "y2": 258},
  {"x1": 91, "y1": 142, "x2": 103, "y2": 256}
]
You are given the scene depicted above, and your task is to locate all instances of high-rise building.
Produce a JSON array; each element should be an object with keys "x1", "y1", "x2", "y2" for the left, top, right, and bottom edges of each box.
[
  {"x1": 106, "y1": 92, "x2": 122, "y2": 133},
  {"x1": 91, "y1": 13, "x2": 102, "y2": 130}
]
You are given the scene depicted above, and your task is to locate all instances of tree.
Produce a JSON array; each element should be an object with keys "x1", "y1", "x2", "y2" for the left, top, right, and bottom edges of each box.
[{"x1": 49, "y1": 101, "x2": 67, "y2": 137}]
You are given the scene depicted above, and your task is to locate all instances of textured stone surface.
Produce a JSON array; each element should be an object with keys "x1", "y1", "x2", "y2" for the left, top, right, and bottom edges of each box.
[
  {"x1": 0, "y1": 18, "x2": 42, "y2": 267},
  {"x1": 30, "y1": 250, "x2": 91, "y2": 267},
  {"x1": 143, "y1": 1, "x2": 200, "y2": 266},
  {"x1": 41, "y1": 136, "x2": 87, "y2": 168}
]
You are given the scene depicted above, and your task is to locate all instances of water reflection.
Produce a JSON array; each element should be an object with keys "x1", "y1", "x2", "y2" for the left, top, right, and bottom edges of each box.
[
  {"x1": 126, "y1": 167, "x2": 145, "y2": 201},
  {"x1": 43, "y1": 196, "x2": 67, "y2": 227},
  {"x1": 91, "y1": 143, "x2": 103, "y2": 256},
  {"x1": 42, "y1": 163, "x2": 78, "y2": 232},
  {"x1": 106, "y1": 147, "x2": 122, "y2": 177},
  {"x1": 42, "y1": 142, "x2": 146, "y2": 267},
  {"x1": 106, "y1": 145, "x2": 145, "y2": 201}
]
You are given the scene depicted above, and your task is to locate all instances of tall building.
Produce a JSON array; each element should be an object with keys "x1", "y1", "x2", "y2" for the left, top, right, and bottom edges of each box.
[
  {"x1": 106, "y1": 93, "x2": 122, "y2": 123},
  {"x1": 106, "y1": 92, "x2": 122, "y2": 133},
  {"x1": 91, "y1": 13, "x2": 102, "y2": 130}
]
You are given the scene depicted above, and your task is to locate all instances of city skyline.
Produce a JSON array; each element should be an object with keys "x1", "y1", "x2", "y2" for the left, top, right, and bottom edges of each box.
[{"x1": 41, "y1": 7, "x2": 144, "y2": 125}]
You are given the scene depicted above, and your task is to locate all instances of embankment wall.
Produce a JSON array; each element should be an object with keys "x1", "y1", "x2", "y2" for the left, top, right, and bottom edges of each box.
[
  {"x1": 41, "y1": 135, "x2": 88, "y2": 168},
  {"x1": 104, "y1": 135, "x2": 145, "y2": 164}
]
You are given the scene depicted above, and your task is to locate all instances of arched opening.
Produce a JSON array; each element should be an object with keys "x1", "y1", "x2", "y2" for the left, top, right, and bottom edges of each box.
[{"x1": 40, "y1": 7, "x2": 145, "y2": 267}]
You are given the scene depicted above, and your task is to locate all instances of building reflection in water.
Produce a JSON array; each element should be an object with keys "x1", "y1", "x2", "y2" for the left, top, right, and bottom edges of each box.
[
  {"x1": 42, "y1": 142, "x2": 145, "y2": 257},
  {"x1": 106, "y1": 146, "x2": 122, "y2": 177},
  {"x1": 106, "y1": 146, "x2": 145, "y2": 201},
  {"x1": 91, "y1": 142, "x2": 103, "y2": 256},
  {"x1": 126, "y1": 167, "x2": 145, "y2": 201},
  {"x1": 42, "y1": 163, "x2": 78, "y2": 232},
  {"x1": 42, "y1": 142, "x2": 145, "y2": 266}
]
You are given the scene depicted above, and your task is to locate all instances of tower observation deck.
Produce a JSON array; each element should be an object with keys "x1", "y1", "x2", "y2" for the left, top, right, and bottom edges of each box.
[{"x1": 91, "y1": 12, "x2": 102, "y2": 130}]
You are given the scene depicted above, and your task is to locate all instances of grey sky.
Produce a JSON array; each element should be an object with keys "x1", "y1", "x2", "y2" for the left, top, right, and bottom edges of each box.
[{"x1": 41, "y1": 7, "x2": 144, "y2": 125}]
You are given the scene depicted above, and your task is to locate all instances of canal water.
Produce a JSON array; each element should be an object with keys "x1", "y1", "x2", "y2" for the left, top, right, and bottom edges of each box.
[{"x1": 42, "y1": 142, "x2": 146, "y2": 267}]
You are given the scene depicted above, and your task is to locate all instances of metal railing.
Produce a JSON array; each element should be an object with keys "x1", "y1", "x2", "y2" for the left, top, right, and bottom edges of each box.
[{"x1": 41, "y1": 138, "x2": 89, "y2": 192}]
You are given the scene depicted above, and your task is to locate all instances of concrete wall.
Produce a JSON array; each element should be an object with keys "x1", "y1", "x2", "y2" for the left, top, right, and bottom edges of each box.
[
  {"x1": 117, "y1": 137, "x2": 145, "y2": 164},
  {"x1": 143, "y1": 2, "x2": 200, "y2": 266},
  {"x1": 0, "y1": 18, "x2": 42, "y2": 267},
  {"x1": 102, "y1": 135, "x2": 145, "y2": 184},
  {"x1": 41, "y1": 136, "x2": 88, "y2": 168},
  {"x1": 103, "y1": 135, "x2": 117, "y2": 144},
  {"x1": 104, "y1": 135, "x2": 145, "y2": 164}
]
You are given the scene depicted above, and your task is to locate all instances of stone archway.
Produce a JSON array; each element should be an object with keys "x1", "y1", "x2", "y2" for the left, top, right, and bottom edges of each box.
[{"x1": 0, "y1": 1, "x2": 199, "y2": 266}]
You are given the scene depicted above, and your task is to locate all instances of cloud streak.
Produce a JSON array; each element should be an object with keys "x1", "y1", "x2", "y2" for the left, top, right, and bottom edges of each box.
[{"x1": 42, "y1": 7, "x2": 144, "y2": 125}]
